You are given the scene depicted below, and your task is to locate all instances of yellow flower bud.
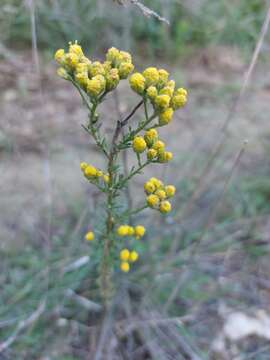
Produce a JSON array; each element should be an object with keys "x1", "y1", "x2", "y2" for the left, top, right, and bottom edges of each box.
[
  {"x1": 158, "y1": 69, "x2": 169, "y2": 86},
  {"x1": 119, "y1": 50, "x2": 132, "y2": 63},
  {"x1": 144, "y1": 181, "x2": 156, "y2": 194},
  {"x1": 54, "y1": 49, "x2": 65, "y2": 65},
  {"x1": 165, "y1": 185, "x2": 176, "y2": 198},
  {"x1": 103, "y1": 174, "x2": 110, "y2": 183},
  {"x1": 57, "y1": 67, "x2": 69, "y2": 79},
  {"x1": 81, "y1": 56, "x2": 91, "y2": 66},
  {"x1": 85, "y1": 231, "x2": 94, "y2": 241},
  {"x1": 149, "y1": 177, "x2": 163, "y2": 189},
  {"x1": 158, "y1": 151, "x2": 173, "y2": 163},
  {"x1": 152, "y1": 140, "x2": 165, "y2": 154},
  {"x1": 106, "y1": 47, "x2": 121, "y2": 64},
  {"x1": 159, "y1": 87, "x2": 174, "y2": 97},
  {"x1": 175, "y1": 87, "x2": 187, "y2": 97},
  {"x1": 80, "y1": 162, "x2": 88, "y2": 171},
  {"x1": 146, "y1": 86, "x2": 158, "y2": 101},
  {"x1": 75, "y1": 62, "x2": 88, "y2": 74},
  {"x1": 159, "y1": 200, "x2": 171, "y2": 213},
  {"x1": 147, "y1": 194, "x2": 160, "y2": 208},
  {"x1": 159, "y1": 108, "x2": 174, "y2": 126},
  {"x1": 142, "y1": 67, "x2": 159, "y2": 87},
  {"x1": 127, "y1": 226, "x2": 135, "y2": 236},
  {"x1": 103, "y1": 60, "x2": 112, "y2": 73},
  {"x1": 155, "y1": 189, "x2": 167, "y2": 200},
  {"x1": 120, "y1": 249, "x2": 130, "y2": 261},
  {"x1": 134, "y1": 225, "x2": 145, "y2": 238},
  {"x1": 88, "y1": 61, "x2": 105, "y2": 77},
  {"x1": 171, "y1": 94, "x2": 187, "y2": 110},
  {"x1": 129, "y1": 73, "x2": 145, "y2": 94},
  {"x1": 96, "y1": 170, "x2": 103, "y2": 177},
  {"x1": 84, "y1": 165, "x2": 97, "y2": 178},
  {"x1": 106, "y1": 68, "x2": 120, "y2": 91},
  {"x1": 65, "y1": 53, "x2": 79, "y2": 69},
  {"x1": 144, "y1": 128, "x2": 158, "y2": 147},
  {"x1": 120, "y1": 261, "x2": 130, "y2": 273},
  {"x1": 69, "y1": 42, "x2": 84, "y2": 57},
  {"x1": 87, "y1": 75, "x2": 105, "y2": 97},
  {"x1": 118, "y1": 62, "x2": 134, "y2": 79},
  {"x1": 132, "y1": 136, "x2": 147, "y2": 153},
  {"x1": 129, "y1": 251, "x2": 139, "y2": 262},
  {"x1": 154, "y1": 94, "x2": 171, "y2": 111},
  {"x1": 147, "y1": 148, "x2": 158, "y2": 161},
  {"x1": 117, "y1": 225, "x2": 129, "y2": 236},
  {"x1": 75, "y1": 72, "x2": 88, "y2": 88}
]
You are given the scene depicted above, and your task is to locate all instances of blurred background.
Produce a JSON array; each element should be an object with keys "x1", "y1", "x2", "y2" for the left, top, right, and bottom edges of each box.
[{"x1": 1, "y1": 0, "x2": 270, "y2": 359}]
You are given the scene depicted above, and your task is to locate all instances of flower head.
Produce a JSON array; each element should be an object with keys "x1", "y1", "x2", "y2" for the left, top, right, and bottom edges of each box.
[
  {"x1": 144, "y1": 128, "x2": 158, "y2": 147},
  {"x1": 120, "y1": 249, "x2": 130, "y2": 261},
  {"x1": 147, "y1": 194, "x2": 160, "y2": 208},
  {"x1": 171, "y1": 94, "x2": 187, "y2": 110},
  {"x1": 85, "y1": 231, "x2": 95, "y2": 241},
  {"x1": 134, "y1": 225, "x2": 145, "y2": 238},
  {"x1": 146, "y1": 86, "x2": 158, "y2": 101},
  {"x1": 158, "y1": 69, "x2": 169, "y2": 86},
  {"x1": 165, "y1": 185, "x2": 176, "y2": 198},
  {"x1": 142, "y1": 67, "x2": 159, "y2": 87},
  {"x1": 133, "y1": 136, "x2": 147, "y2": 153},
  {"x1": 144, "y1": 181, "x2": 156, "y2": 194},
  {"x1": 159, "y1": 108, "x2": 174, "y2": 126},
  {"x1": 106, "y1": 68, "x2": 120, "y2": 91},
  {"x1": 129, "y1": 251, "x2": 139, "y2": 263},
  {"x1": 159, "y1": 200, "x2": 171, "y2": 213},
  {"x1": 129, "y1": 73, "x2": 146, "y2": 94},
  {"x1": 119, "y1": 62, "x2": 134, "y2": 79},
  {"x1": 120, "y1": 261, "x2": 130, "y2": 272},
  {"x1": 155, "y1": 94, "x2": 171, "y2": 111}
]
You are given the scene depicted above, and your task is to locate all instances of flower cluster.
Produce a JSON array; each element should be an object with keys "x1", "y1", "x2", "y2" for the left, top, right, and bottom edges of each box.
[
  {"x1": 119, "y1": 248, "x2": 139, "y2": 273},
  {"x1": 144, "y1": 177, "x2": 176, "y2": 213},
  {"x1": 80, "y1": 161, "x2": 109, "y2": 184},
  {"x1": 117, "y1": 224, "x2": 145, "y2": 239},
  {"x1": 129, "y1": 67, "x2": 187, "y2": 126},
  {"x1": 55, "y1": 43, "x2": 134, "y2": 100},
  {"x1": 132, "y1": 128, "x2": 173, "y2": 163}
]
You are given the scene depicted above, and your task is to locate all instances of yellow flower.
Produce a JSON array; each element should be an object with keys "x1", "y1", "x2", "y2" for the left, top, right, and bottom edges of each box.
[
  {"x1": 135, "y1": 225, "x2": 145, "y2": 238},
  {"x1": 127, "y1": 226, "x2": 135, "y2": 236},
  {"x1": 120, "y1": 261, "x2": 130, "y2": 272},
  {"x1": 80, "y1": 162, "x2": 88, "y2": 171},
  {"x1": 144, "y1": 181, "x2": 156, "y2": 194},
  {"x1": 142, "y1": 67, "x2": 159, "y2": 87},
  {"x1": 65, "y1": 53, "x2": 79, "y2": 69},
  {"x1": 171, "y1": 94, "x2": 187, "y2": 110},
  {"x1": 120, "y1": 249, "x2": 130, "y2": 261},
  {"x1": 69, "y1": 42, "x2": 84, "y2": 57},
  {"x1": 103, "y1": 174, "x2": 110, "y2": 183},
  {"x1": 132, "y1": 136, "x2": 147, "y2": 153},
  {"x1": 57, "y1": 67, "x2": 69, "y2": 79},
  {"x1": 149, "y1": 177, "x2": 163, "y2": 189},
  {"x1": 85, "y1": 231, "x2": 94, "y2": 241},
  {"x1": 54, "y1": 49, "x2": 65, "y2": 65},
  {"x1": 158, "y1": 69, "x2": 169, "y2": 86},
  {"x1": 118, "y1": 62, "x2": 134, "y2": 79},
  {"x1": 159, "y1": 86, "x2": 174, "y2": 97},
  {"x1": 117, "y1": 225, "x2": 129, "y2": 236},
  {"x1": 158, "y1": 151, "x2": 173, "y2": 163},
  {"x1": 159, "y1": 108, "x2": 174, "y2": 126},
  {"x1": 175, "y1": 87, "x2": 187, "y2": 97},
  {"x1": 144, "y1": 128, "x2": 158, "y2": 147},
  {"x1": 80, "y1": 56, "x2": 91, "y2": 66},
  {"x1": 75, "y1": 62, "x2": 88, "y2": 74},
  {"x1": 147, "y1": 148, "x2": 158, "y2": 161},
  {"x1": 87, "y1": 75, "x2": 105, "y2": 97},
  {"x1": 129, "y1": 73, "x2": 146, "y2": 94},
  {"x1": 155, "y1": 189, "x2": 166, "y2": 200},
  {"x1": 75, "y1": 72, "x2": 88, "y2": 88},
  {"x1": 88, "y1": 61, "x2": 105, "y2": 77},
  {"x1": 119, "y1": 50, "x2": 132, "y2": 63},
  {"x1": 154, "y1": 95, "x2": 171, "y2": 111},
  {"x1": 165, "y1": 185, "x2": 176, "y2": 198},
  {"x1": 103, "y1": 60, "x2": 112, "y2": 73},
  {"x1": 129, "y1": 251, "x2": 139, "y2": 263},
  {"x1": 106, "y1": 68, "x2": 120, "y2": 91},
  {"x1": 84, "y1": 165, "x2": 97, "y2": 178},
  {"x1": 96, "y1": 170, "x2": 103, "y2": 177},
  {"x1": 106, "y1": 47, "x2": 121, "y2": 64},
  {"x1": 159, "y1": 200, "x2": 171, "y2": 213},
  {"x1": 147, "y1": 194, "x2": 160, "y2": 208},
  {"x1": 152, "y1": 140, "x2": 165, "y2": 155},
  {"x1": 146, "y1": 86, "x2": 158, "y2": 101}
]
